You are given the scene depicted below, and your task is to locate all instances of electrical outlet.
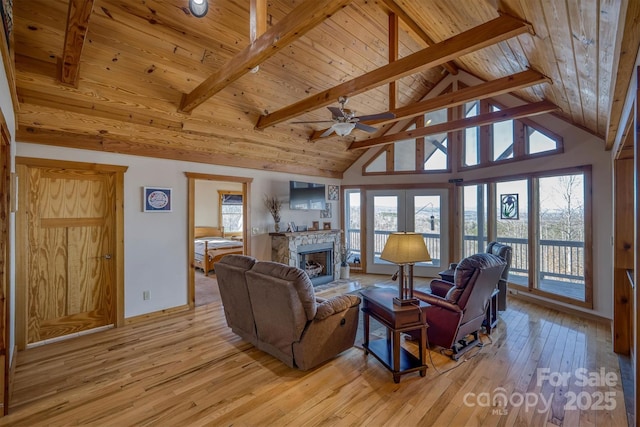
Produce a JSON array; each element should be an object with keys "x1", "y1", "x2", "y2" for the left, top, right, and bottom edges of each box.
[{"x1": 143, "y1": 290, "x2": 150, "y2": 300}]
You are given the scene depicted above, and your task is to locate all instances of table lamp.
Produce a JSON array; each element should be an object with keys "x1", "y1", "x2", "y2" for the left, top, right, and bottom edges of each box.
[{"x1": 380, "y1": 232, "x2": 431, "y2": 306}]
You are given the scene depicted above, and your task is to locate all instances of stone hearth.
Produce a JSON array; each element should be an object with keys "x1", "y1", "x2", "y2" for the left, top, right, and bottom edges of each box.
[{"x1": 270, "y1": 230, "x2": 341, "y2": 285}]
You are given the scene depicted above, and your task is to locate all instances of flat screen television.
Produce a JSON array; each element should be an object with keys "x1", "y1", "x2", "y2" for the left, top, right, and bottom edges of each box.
[{"x1": 289, "y1": 181, "x2": 326, "y2": 210}]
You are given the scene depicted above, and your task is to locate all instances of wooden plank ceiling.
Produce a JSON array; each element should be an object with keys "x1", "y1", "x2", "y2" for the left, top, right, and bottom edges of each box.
[{"x1": 10, "y1": 0, "x2": 639, "y2": 178}]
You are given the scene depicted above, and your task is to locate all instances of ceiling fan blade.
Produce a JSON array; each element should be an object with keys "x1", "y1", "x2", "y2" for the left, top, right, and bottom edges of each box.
[
  {"x1": 354, "y1": 122, "x2": 378, "y2": 133},
  {"x1": 291, "y1": 120, "x2": 335, "y2": 124},
  {"x1": 327, "y1": 106, "x2": 345, "y2": 118},
  {"x1": 320, "y1": 127, "x2": 336, "y2": 137},
  {"x1": 356, "y1": 111, "x2": 396, "y2": 122}
]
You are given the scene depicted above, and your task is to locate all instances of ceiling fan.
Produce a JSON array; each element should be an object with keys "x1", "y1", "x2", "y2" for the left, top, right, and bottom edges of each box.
[{"x1": 293, "y1": 97, "x2": 396, "y2": 137}]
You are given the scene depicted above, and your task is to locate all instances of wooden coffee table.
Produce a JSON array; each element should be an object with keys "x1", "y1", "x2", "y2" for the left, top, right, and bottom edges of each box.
[{"x1": 360, "y1": 287, "x2": 429, "y2": 383}]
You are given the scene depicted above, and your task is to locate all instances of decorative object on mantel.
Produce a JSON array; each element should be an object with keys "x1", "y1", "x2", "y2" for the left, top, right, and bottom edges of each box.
[
  {"x1": 380, "y1": 232, "x2": 431, "y2": 306},
  {"x1": 311, "y1": 221, "x2": 319, "y2": 231},
  {"x1": 323, "y1": 222, "x2": 332, "y2": 230},
  {"x1": 320, "y1": 202, "x2": 331, "y2": 218},
  {"x1": 288, "y1": 221, "x2": 297, "y2": 232},
  {"x1": 264, "y1": 195, "x2": 282, "y2": 232}
]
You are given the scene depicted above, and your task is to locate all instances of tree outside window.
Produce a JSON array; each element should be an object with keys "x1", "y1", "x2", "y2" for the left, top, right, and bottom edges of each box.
[{"x1": 219, "y1": 191, "x2": 243, "y2": 233}]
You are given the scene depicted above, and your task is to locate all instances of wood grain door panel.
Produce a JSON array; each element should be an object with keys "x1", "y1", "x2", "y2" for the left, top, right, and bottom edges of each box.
[{"x1": 25, "y1": 166, "x2": 115, "y2": 344}]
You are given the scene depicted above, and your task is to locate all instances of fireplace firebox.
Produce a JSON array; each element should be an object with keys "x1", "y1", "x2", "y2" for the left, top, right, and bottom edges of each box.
[
  {"x1": 270, "y1": 229, "x2": 341, "y2": 286},
  {"x1": 298, "y1": 242, "x2": 334, "y2": 286}
]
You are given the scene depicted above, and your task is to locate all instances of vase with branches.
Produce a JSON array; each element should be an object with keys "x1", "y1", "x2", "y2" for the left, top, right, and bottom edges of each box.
[
  {"x1": 338, "y1": 236, "x2": 351, "y2": 279},
  {"x1": 264, "y1": 195, "x2": 282, "y2": 232}
]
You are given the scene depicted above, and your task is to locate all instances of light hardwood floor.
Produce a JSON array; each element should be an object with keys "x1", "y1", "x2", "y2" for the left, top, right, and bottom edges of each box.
[{"x1": 1, "y1": 273, "x2": 628, "y2": 426}]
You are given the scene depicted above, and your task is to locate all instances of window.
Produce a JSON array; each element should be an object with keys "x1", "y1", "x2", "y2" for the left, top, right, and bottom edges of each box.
[
  {"x1": 462, "y1": 184, "x2": 488, "y2": 258},
  {"x1": 423, "y1": 108, "x2": 449, "y2": 171},
  {"x1": 464, "y1": 101, "x2": 480, "y2": 167},
  {"x1": 362, "y1": 89, "x2": 563, "y2": 175},
  {"x1": 462, "y1": 167, "x2": 591, "y2": 307},
  {"x1": 363, "y1": 109, "x2": 451, "y2": 174},
  {"x1": 536, "y1": 173, "x2": 586, "y2": 301},
  {"x1": 394, "y1": 132, "x2": 417, "y2": 171},
  {"x1": 527, "y1": 125, "x2": 559, "y2": 154},
  {"x1": 496, "y1": 179, "x2": 529, "y2": 285},
  {"x1": 218, "y1": 191, "x2": 243, "y2": 233},
  {"x1": 491, "y1": 105, "x2": 514, "y2": 161},
  {"x1": 423, "y1": 138, "x2": 447, "y2": 170},
  {"x1": 364, "y1": 149, "x2": 386, "y2": 173},
  {"x1": 345, "y1": 189, "x2": 361, "y2": 267}
]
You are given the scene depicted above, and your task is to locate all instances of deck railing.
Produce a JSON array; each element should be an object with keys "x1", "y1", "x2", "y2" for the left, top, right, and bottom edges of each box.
[{"x1": 346, "y1": 229, "x2": 584, "y2": 283}]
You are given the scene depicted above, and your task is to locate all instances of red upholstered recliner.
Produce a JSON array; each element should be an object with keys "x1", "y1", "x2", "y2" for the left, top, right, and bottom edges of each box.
[{"x1": 412, "y1": 253, "x2": 506, "y2": 360}]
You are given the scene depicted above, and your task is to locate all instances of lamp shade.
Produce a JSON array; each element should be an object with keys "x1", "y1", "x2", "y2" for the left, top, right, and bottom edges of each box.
[
  {"x1": 380, "y1": 232, "x2": 431, "y2": 264},
  {"x1": 333, "y1": 122, "x2": 356, "y2": 136}
]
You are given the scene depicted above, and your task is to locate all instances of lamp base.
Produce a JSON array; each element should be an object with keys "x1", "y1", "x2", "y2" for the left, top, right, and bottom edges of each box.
[{"x1": 393, "y1": 297, "x2": 419, "y2": 306}]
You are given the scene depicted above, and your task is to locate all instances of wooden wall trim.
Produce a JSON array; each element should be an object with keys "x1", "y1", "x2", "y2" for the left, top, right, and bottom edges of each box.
[
  {"x1": 186, "y1": 172, "x2": 252, "y2": 308},
  {"x1": 14, "y1": 158, "x2": 127, "y2": 347},
  {"x1": 15, "y1": 156, "x2": 128, "y2": 173}
]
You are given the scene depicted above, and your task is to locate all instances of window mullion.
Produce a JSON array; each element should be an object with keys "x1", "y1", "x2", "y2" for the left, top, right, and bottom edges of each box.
[{"x1": 529, "y1": 178, "x2": 539, "y2": 291}]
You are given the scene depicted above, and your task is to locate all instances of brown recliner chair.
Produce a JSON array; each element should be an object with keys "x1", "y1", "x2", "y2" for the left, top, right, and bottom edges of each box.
[
  {"x1": 413, "y1": 253, "x2": 506, "y2": 360},
  {"x1": 215, "y1": 255, "x2": 361, "y2": 370},
  {"x1": 485, "y1": 241, "x2": 512, "y2": 310},
  {"x1": 443, "y1": 241, "x2": 512, "y2": 311}
]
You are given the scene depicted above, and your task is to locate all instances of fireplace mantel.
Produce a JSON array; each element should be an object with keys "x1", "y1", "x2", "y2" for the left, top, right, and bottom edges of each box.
[
  {"x1": 271, "y1": 230, "x2": 341, "y2": 285},
  {"x1": 269, "y1": 229, "x2": 341, "y2": 237}
]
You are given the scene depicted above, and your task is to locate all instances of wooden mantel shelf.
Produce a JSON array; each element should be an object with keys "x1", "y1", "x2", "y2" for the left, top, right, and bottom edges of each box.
[{"x1": 269, "y1": 229, "x2": 341, "y2": 236}]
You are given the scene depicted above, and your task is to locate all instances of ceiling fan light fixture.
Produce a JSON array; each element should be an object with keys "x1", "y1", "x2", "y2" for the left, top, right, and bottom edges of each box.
[
  {"x1": 333, "y1": 122, "x2": 356, "y2": 136},
  {"x1": 189, "y1": 0, "x2": 208, "y2": 18}
]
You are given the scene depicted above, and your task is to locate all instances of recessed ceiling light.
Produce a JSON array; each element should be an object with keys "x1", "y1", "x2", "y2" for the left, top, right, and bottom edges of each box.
[{"x1": 189, "y1": 0, "x2": 208, "y2": 18}]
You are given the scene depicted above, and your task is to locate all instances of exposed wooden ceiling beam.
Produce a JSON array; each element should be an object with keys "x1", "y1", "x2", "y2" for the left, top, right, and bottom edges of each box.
[
  {"x1": 58, "y1": 0, "x2": 95, "y2": 87},
  {"x1": 250, "y1": 0, "x2": 268, "y2": 42},
  {"x1": 308, "y1": 69, "x2": 550, "y2": 140},
  {"x1": 179, "y1": 0, "x2": 352, "y2": 113},
  {"x1": 16, "y1": 127, "x2": 343, "y2": 179},
  {"x1": 380, "y1": 0, "x2": 458, "y2": 75},
  {"x1": 255, "y1": 14, "x2": 532, "y2": 130},
  {"x1": 348, "y1": 100, "x2": 559, "y2": 151}
]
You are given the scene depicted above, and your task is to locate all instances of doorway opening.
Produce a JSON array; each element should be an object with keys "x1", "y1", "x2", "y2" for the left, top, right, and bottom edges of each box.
[{"x1": 186, "y1": 172, "x2": 252, "y2": 308}]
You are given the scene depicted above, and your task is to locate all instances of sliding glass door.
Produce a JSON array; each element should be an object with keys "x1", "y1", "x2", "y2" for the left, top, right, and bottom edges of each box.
[{"x1": 366, "y1": 189, "x2": 448, "y2": 277}]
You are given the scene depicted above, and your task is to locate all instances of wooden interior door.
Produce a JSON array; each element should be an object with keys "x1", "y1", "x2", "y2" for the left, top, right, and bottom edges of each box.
[
  {"x1": 19, "y1": 164, "x2": 116, "y2": 345},
  {"x1": 0, "y1": 113, "x2": 11, "y2": 414}
]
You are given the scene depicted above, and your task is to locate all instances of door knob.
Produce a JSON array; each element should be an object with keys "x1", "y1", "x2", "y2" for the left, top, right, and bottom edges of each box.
[{"x1": 104, "y1": 254, "x2": 112, "y2": 259}]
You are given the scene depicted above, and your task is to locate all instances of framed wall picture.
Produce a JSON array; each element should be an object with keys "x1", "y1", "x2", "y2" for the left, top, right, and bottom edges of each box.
[
  {"x1": 500, "y1": 194, "x2": 519, "y2": 220},
  {"x1": 320, "y1": 202, "x2": 331, "y2": 218},
  {"x1": 143, "y1": 187, "x2": 172, "y2": 212},
  {"x1": 327, "y1": 184, "x2": 339, "y2": 201}
]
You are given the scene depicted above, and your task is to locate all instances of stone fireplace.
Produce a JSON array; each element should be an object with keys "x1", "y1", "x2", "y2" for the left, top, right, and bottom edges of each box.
[{"x1": 270, "y1": 229, "x2": 341, "y2": 286}]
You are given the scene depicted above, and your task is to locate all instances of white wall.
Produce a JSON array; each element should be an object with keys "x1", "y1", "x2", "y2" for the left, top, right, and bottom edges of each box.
[
  {"x1": 194, "y1": 180, "x2": 243, "y2": 227},
  {"x1": 15, "y1": 143, "x2": 340, "y2": 318},
  {"x1": 343, "y1": 72, "x2": 614, "y2": 319}
]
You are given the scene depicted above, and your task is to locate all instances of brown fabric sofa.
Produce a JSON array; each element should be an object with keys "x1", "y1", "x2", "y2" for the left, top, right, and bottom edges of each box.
[{"x1": 214, "y1": 255, "x2": 361, "y2": 370}]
